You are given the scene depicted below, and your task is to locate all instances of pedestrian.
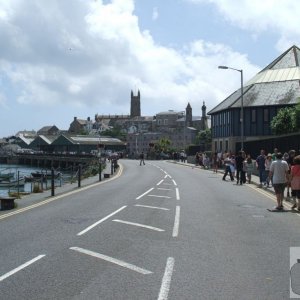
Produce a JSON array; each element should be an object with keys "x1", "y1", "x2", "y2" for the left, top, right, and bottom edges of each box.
[
  {"x1": 265, "y1": 153, "x2": 273, "y2": 187},
  {"x1": 245, "y1": 154, "x2": 254, "y2": 184},
  {"x1": 230, "y1": 154, "x2": 236, "y2": 179},
  {"x1": 139, "y1": 152, "x2": 145, "y2": 166},
  {"x1": 212, "y1": 152, "x2": 218, "y2": 173},
  {"x1": 222, "y1": 154, "x2": 234, "y2": 181},
  {"x1": 256, "y1": 149, "x2": 266, "y2": 187},
  {"x1": 272, "y1": 148, "x2": 279, "y2": 161},
  {"x1": 290, "y1": 155, "x2": 300, "y2": 210},
  {"x1": 269, "y1": 152, "x2": 289, "y2": 210},
  {"x1": 287, "y1": 150, "x2": 296, "y2": 198},
  {"x1": 235, "y1": 151, "x2": 244, "y2": 185}
]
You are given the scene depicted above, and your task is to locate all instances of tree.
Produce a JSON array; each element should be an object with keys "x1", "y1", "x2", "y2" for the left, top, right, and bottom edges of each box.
[
  {"x1": 155, "y1": 138, "x2": 171, "y2": 153},
  {"x1": 196, "y1": 128, "x2": 212, "y2": 145},
  {"x1": 295, "y1": 98, "x2": 300, "y2": 130},
  {"x1": 270, "y1": 107, "x2": 297, "y2": 135}
]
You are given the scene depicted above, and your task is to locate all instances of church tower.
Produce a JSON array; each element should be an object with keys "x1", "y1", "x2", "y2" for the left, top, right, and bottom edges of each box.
[
  {"x1": 130, "y1": 90, "x2": 141, "y2": 118},
  {"x1": 185, "y1": 102, "x2": 192, "y2": 127}
]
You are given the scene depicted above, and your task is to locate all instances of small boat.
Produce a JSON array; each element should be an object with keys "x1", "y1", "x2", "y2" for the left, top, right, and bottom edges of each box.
[
  {"x1": 31, "y1": 171, "x2": 61, "y2": 179},
  {"x1": 0, "y1": 172, "x2": 15, "y2": 180},
  {"x1": 0, "y1": 177, "x2": 25, "y2": 187}
]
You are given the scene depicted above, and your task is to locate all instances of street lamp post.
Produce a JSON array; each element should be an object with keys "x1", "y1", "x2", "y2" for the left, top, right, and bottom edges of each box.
[{"x1": 218, "y1": 65, "x2": 244, "y2": 150}]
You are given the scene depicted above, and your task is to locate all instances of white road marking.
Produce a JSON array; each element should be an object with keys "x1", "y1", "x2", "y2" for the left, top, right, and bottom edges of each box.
[
  {"x1": 162, "y1": 183, "x2": 172, "y2": 186},
  {"x1": 112, "y1": 219, "x2": 165, "y2": 232},
  {"x1": 157, "y1": 257, "x2": 175, "y2": 300},
  {"x1": 157, "y1": 180, "x2": 164, "y2": 186},
  {"x1": 157, "y1": 188, "x2": 171, "y2": 191},
  {"x1": 164, "y1": 175, "x2": 171, "y2": 179},
  {"x1": 136, "y1": 188, "x2": 154, "y2": 200},
  {"x1": 70, "y1": 247, "x2": 152, "y2": 275},
  {"x1": 148, "y1": 195, "x2": 172, "y2": 199},
  {"x1": 0, "y1": 255, "x2": 46, "y2": 282},
  {"x1": 172, "y1": 180, "x2": 177, "y2": 186},
  {"x1": 175, "y1": 188, "x2": 180, "y2": 201},
  {"x1": 135, "y1": 204, "x2": 170, "y2": 211},
  {"x1": 77, "y1": 206, "x2": 127, "y2": 236},
  {"x1": 0, "y1": 164, "x2": 124, "y2": 221},
  {"x1": 172, "y1": 206, "x2": 180, "y2": 237}
]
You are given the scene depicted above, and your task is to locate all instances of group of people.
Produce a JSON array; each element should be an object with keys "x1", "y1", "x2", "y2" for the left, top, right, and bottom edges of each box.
[
  {"x1": 220, "y1": 151, "x2": 254, "y2": 185},
  {"x1": 219, "y1": 148, "x2": 300, "y2": 211}
]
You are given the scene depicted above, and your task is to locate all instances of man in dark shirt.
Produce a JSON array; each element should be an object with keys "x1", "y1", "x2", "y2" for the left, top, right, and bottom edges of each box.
[
  {"x1": 236, "y1": 151, "x2": 245, "y2": 185},
  {"x1": 256, "y1": 149, "x2": 266, "y2": 187}
]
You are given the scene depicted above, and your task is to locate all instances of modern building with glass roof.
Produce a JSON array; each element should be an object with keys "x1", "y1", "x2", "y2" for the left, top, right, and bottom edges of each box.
[{"x1": 208, "y1": 45, "x2": 300, "y2": 153}]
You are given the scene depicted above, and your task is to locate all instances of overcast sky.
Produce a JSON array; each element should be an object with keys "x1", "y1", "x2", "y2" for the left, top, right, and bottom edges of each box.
[{"x1": 0, "y1": 0, "x2": 300, "y2": 137}]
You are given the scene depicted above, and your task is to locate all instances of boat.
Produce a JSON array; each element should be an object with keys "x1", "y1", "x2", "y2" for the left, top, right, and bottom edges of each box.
[
  {"x1": 0, "y1": 172, "x2": 15, "y2": 180},
  {"x1": 31, "y1": 171, "x2": 61, "y2": 179},
  {"x1": 0, "y1": 177, "x2": 25, "y2": 187}
]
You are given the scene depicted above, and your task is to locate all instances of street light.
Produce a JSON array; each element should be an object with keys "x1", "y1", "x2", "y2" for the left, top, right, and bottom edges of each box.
[{"x1": 218, "y1": 65, "x2": 244, "y2": 150}]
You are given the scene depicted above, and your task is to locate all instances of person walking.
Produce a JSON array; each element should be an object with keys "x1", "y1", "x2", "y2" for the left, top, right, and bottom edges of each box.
[
  {"x1": 269, "y1": 152, "x2": 290, "y2": 210},
  {"x1": 245, "y1": 154, "x2": 254, "y2": 184},
  {"x1": 290, "y1": 155, "x2": 300, "y2": 210},
  {"x1": 222, "y1": 154, "x2": 234, "y2": 181},
  {"x1": 256, "y1": 149, "x2": 266, "y2": 187},
  {"x1": 265, "y1": 153, "x2": 273, "y2": 187},
  {"x1": 235, "y1": 151, "x2": 244, "y2": 185},
  {"x1": 139, "y1": 152, "x2": 145, "y2": 166}
]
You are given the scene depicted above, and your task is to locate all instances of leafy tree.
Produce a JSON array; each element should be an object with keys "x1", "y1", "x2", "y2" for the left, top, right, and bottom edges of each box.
[
  {"x1": 155, "y1": 138, "x2": 171, "y2": 153},
  {"x1": 270, "y1": 107, "x2": 297, "y2": 135},
  {"x1": 196, "y1": 128, "x2": 212, "y2": 145},
  {"x1": 295, "y1": 98, "x2": 300, "y2": 130}
]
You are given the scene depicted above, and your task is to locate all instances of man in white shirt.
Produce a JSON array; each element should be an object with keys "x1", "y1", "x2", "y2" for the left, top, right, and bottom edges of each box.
[{"x1": 269, "y1": 152, "x2": 289, "y2": 210}]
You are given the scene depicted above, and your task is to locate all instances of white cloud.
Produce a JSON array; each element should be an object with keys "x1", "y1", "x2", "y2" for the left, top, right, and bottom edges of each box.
[
  {"x1": 187, "y1": 0, "x2": 300, "y2": 51},
  {"x1": 0, "y1": 0, "x2": 261, "y2": 135}
]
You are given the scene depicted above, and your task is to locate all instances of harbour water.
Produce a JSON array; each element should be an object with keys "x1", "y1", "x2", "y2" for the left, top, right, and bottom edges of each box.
[{"x1": 0, "y1": 164, "x2": 66, "y2": 197}]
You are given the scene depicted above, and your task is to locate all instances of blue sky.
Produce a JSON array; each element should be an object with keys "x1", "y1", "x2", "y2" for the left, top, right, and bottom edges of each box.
[{"x1": 0, "y1": 0, "x2": 299, "y2": 137}]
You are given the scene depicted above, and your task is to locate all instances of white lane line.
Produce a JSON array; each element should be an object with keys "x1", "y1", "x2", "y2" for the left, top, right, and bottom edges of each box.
[
  {"x1": 77, "y1": 206, "x2": 127, "y2": 236},
  {"x1": 175, "y1": 188, "x2": 180, "y2": 201},
  {"x1": 0, "y1": 164, "x2": 124, "y2": 221},
  {"x1": 157, "y1": 180, "x2": 164, "y2": 186},
  {"x1": 70, "y1": 247, "x2": 152, "y2": 275},
  {"x1": 164, "y1": 175, "x2": 172, "y2": 179},
  {"x1": 157, "y1": 188, "x2": 171, "y2": 191},
  {"x1": 135, "y1": 204, "x2": 170, "y2": 211},
  {"x1": 157, "y1": 257, "x2": 175, "y2": 300},
  {"x1": 148, "y1": 195, "x2": 172, "y2": 199},
  {"x1": 0, "y1": 254, "x2": 46, "y2": 282},
  {"x1": 172, "y1": 180, "x2": 177, "y2": 186},
  {"x1": 136, "y1": 188, "x2": 154, "y2": 200},
  {"x1": 172, "y1": 206, "x2": 180, "y2": 237},
  {"x1": 112, "y1": 219, "x2": 165, "y2": 232}
]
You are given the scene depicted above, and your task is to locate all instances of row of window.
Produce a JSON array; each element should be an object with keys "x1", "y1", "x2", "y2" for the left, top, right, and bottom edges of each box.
[
  {"x1": 157, "y1": 119, "x2": 169, "y2": 125},
  {"x1": 212, "y1": 108, "x2": 270, "y2": 127}
]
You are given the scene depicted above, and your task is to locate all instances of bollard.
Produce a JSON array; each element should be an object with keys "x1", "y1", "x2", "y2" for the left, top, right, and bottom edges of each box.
[
  {"x1": 51, "y1": 168, "x2": 55, "y2": 196},
  {"x1": 78, "y1": 165, "x2": 82, "y2": 187},
  {"x1": 17, "y1": 171, "x2": 20, "y2": 196},
  {"x1": 99, "y1": 161, "x2": 102, "y2": 181}
]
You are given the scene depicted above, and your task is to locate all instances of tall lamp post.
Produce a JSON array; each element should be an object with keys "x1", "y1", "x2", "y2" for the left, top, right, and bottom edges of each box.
[{"x1": 218, "y1": 65, "x2": 244, "y2": 150}]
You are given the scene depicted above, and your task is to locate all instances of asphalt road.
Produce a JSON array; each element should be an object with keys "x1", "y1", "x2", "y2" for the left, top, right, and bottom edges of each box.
[{"x1": 0, "y1": 159, "x2": 300, "y2": 299}]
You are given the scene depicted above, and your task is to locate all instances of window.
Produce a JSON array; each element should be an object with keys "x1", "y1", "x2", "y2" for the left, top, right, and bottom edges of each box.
[
  {"x1": 164, "y1": 119, "x2": 168, "y2": 125},
  {"x1": 157, "y1": 119, "x2": 162, "y2": 125},
  {"x1": 264, "y1": 108, "x2": 269, "y2": 122},
  {"x1": 215, "y1": 141, "x2": 217, "y2": 151},
  {"x1": 220, "y1": 141, "x2": 223, "y2": 151},
  {"x1": 225, "y1": 140, "x2": 228, "y2": 151},
  {"x1": 251, "y1": 109, "x2": 256, "y2": 122}
]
